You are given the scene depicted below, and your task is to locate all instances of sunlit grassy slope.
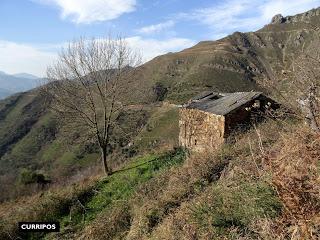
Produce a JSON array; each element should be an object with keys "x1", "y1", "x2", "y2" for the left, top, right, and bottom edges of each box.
[
  {"x1": 0, "y1": 148, "x2": 186, "y2": 240},
  {"x1": 0, "y1": 7, "x2": 319, "y2": 240},
  {"x1": 4, "y1": 116, "x2": 318, "y2": 240},
  {"x1": 1, "y1": 7, "x2": 320, "y2": 201}
]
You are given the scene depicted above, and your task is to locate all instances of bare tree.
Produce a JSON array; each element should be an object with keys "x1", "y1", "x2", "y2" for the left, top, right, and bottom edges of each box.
[
  {"x1": 294, "y1": 39, "x2": 320, "y2": 133},
  {"x1": 256, "y1": 27, "x2": 320, "y2": 133},
  {"x1": 42, "y1": 36, "x2": 141, "y2": 175}
]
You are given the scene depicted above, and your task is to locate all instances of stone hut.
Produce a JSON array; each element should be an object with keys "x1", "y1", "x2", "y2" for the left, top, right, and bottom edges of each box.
[{"x1": 179, "y1": 91, "x2": 278, "y2": 152}]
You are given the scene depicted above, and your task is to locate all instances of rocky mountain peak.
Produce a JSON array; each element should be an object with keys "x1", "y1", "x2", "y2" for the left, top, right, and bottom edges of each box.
[
  {"x1": 271, "y1": 7, "x2": 320, "y2": 25},
  {"x1": 271, "y1": 14, "x2": 285, "y2": 24}
]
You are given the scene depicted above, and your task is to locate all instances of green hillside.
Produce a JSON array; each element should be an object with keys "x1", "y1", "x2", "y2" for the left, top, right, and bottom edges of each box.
[
  {"x1": 0, "y1": 9, "x2": 320, "y2": 201},
  {"x1": 0, "y1": 8, "x2": 319, "y2": 240},
  {"x1": 137, "y1": 8, "x2": 320, "y2": 103},
  {"x1": 1, "y1": 7, "x2": 320, "y2": 201},
  {"x1": 2, "y1": 118, "x2": 318, "y2": 240}
]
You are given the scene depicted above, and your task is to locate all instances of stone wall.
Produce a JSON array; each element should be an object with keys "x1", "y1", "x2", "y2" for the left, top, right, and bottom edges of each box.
[{"x1": 179, "y1": 108, "x2": 225, "y2": 152}]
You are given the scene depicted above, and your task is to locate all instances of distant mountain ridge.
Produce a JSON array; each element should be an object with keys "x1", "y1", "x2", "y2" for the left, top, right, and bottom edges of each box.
[
  {"x1": 12, "y1": 73, "x2": 40, "y2": 80},
  {"x1": 0, "y1": 88, "x2": 13, "y2": 99},
  {"x1": 0, "y1": 71, "x2": 40, "y2": 99}
]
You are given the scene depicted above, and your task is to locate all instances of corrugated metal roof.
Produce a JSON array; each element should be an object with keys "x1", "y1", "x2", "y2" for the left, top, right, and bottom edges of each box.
[{"x1": 187, "y1": 91, "x2": 263, "y2": 115}]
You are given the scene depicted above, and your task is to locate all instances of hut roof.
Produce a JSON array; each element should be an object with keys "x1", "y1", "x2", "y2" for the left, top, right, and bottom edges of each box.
[{"x1": 187, "y1": 91, "x2": 263, "y2": 115}]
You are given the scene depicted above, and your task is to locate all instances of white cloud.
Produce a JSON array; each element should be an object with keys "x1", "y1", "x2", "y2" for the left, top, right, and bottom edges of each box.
[
  {"x1": 261, "y1": 0, "x2": 320, "y2": 21},
  {"x1": 0, "y1": 40, "x2": 58, "y2": 77},
  {"x1": 126, "y1": 36, "x2": 195, "y2": 61},
  {"x1": 137, "y1": 20, "x2": 175, "y2": 34},
  {"x1": 33, "y1": 0, "x2": 136, "y2": 24},
  {"x1": 179, "y1": 0, "x2": 320, "y2": 39},
  {"x1": 0, "y1": 37, "x2": 195, "y2": 76}
]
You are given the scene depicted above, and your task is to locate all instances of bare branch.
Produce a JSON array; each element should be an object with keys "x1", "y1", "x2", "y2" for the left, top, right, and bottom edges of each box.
[{"x1": 41, "y1": 35, "x2": 142, "y2": 175}]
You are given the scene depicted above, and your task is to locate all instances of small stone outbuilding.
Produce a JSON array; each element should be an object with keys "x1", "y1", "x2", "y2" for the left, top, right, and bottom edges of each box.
[{"x1": 179, "y1": 91, "x2": 278, "y2": 152}]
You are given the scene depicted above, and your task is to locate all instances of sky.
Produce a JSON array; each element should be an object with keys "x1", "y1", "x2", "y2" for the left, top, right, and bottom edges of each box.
[{"x1": 0, "y1": 0, "x2": 319, "y2": 77}]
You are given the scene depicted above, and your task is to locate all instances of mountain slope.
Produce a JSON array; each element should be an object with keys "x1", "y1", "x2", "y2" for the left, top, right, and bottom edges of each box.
[
  {"x1": 0, "y1": 7, "x2": 319, "y2": 201},
  {"x1": 0, "y1": 7, "x2": 319, "y2": 240},
  {"x1": 0, "y1": 88, "x2": 13, "y2": 99},
  {"x1": 12, "y1": 73, "x2": 40, "y2": 80},
  {"x1": 136, "y1": 7, "x2": 320, "y2": 103}
]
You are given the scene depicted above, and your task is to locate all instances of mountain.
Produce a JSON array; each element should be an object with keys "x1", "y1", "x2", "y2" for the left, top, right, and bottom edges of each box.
[
  {"x1": 0, "y1": 7, "x2": 319, "y2": 239},
  {"x1": 1, "y1": 6, "x2": 319, "y2": 196},
  {"x1": 12, "y1": 73, "x2": 40, "y2": 80},
  {"x1": 0, "y1": 7, "x2": 319, "y2": 198},
  {"x1": 0, "y1": 71, "x2": 40, "y2": 99},
  {"x1": 136, "y1": 7, "x2": 320, "y2": 103},
  {"x1": 0, "y1": 88, "x2": 13, "y2": 99}
]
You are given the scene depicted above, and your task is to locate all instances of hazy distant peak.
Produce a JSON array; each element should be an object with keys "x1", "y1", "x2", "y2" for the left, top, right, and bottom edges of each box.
[
  {"x1": 0, "y1": 70, "x2": 40, "y2": 99},
  {"x1": 12, "y1": 73, "x2": 40, "y2": 79}
]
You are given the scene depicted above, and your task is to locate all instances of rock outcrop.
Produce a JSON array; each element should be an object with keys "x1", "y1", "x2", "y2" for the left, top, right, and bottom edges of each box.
[
  {"x1": 271, "y1": 7, "x2": 320, "y2": 24},
  {"x1": 271, "y1": 14, "x2": 285, "y2": 24}
]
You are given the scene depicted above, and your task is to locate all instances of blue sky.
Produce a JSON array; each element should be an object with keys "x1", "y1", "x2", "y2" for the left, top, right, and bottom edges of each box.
[{"x1": 0, "y1": 0, "x2": 319, "y2": 77}]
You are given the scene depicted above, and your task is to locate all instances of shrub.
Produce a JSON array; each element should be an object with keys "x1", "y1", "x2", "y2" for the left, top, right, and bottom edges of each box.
[
  {"x1": 18, "y1": 168, "x2": 50, "y2": 185},
  {"x1": 153, "y1": 83, "x2": 168, "y2": 101},
  {"x1": 265, "y1": 126, "x2": 320, "y2": 239}
]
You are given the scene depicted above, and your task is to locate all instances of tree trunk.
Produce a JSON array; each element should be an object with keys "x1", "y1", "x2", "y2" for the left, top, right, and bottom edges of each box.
[
  {"x1": 306, "y1": 87, "x2": 320, "y2": 133},
  {"x1": 101, "y1": 147, "x2": 112, "y2": 176},
  {"x1": 298, "y1": 86, "x2": 320, "y2": 133}
]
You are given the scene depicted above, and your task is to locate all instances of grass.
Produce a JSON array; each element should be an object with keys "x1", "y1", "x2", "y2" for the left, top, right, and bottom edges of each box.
[
  {"x1": 1, "y1": 116, "x2": 319, "y2": 240},
  {"x1": 45, "y1": 148, "x2": 186, "y2": 239},
  {"x1": 0, "y1": 177, "x2": 98, "y2": 240},
  {"x1": 0, "y1": 148, "x2": 186, "y2": 240},
  {"x1": 191, "y1": 180, "x2": 282, "y2": 234},
  {"x1": 86, "y1": 151, "x2": 185, "y2": 221},
  {"x1": 135, "y1": 105, "x2": 179, "y2": 152},
  {"x1": 0, "y1": 90, "x2": 151, "y2": 202},
  {"x1": 124, "y1": 119, "x2": 291, "y2": 240},
  {"x1": 1, "y1": 11, "x2": 320, "y2": 239}
]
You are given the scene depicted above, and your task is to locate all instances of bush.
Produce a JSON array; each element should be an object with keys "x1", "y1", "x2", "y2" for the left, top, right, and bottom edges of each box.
[
  {"x1": 18, "y1": 168, "x2": 50, "y2": 185},
  {"x1": 153, "y1": 82, "x2": 168, "y2": 101},
  {"x1": 266, "y1": 126, "x2": 320, "y2": 239}
]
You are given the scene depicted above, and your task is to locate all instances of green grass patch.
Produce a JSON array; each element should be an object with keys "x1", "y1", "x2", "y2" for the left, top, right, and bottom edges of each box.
[
  {"x1": 135, "y1": 106, "x2": 179, "y2": 151},
  {"x1": 191, "y1": 180, "x2": 282, "y2": 236},
  {"x1": 57, "y1": 148, "x2": 186, "y2": 234},
  {"x1": 15, "y1": 148, "x2": 186, "y2": 240}
]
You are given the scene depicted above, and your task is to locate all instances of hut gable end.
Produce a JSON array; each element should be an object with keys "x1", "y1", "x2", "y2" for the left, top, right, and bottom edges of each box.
[{"x1": 179, "y1": 108, "x2": 225, "y2": 152}]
